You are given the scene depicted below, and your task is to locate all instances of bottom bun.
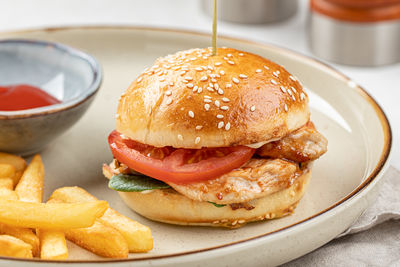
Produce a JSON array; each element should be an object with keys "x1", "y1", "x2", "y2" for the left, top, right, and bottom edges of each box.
[{"x1": 117, "y1": 168, "x2": 311, "y2": 228}]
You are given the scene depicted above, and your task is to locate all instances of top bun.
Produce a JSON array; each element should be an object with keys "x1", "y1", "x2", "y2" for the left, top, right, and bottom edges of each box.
[{"x1": 116, "y1": 48, "x2": 309, "y2": 148}]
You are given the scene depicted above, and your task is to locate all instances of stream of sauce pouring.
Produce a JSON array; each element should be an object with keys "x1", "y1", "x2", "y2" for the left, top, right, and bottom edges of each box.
[{"x1": 0, "y1": 84, "x2": 61, "y2": 111}]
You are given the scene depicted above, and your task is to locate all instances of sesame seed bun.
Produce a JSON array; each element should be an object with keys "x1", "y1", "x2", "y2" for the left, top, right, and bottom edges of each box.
[
  {"x1": 116, "y1": 48, "x2": 309, "y2": 148},
  {"x1": 104, "y1": 165, "x2": 311, "y2": 228}
]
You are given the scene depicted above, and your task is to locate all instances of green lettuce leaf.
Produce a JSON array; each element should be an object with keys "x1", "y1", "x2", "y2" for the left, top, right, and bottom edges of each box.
[
  {"x1": 208, "y1": 201, "x2": 226, "y2": 208},
  {"x1": 108, "y1": 174, "x2": 171, "y2": 192}
]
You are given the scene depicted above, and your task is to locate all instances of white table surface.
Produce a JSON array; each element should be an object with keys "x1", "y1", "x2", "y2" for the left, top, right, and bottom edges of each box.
[{"x1": 1, "y1": 0, "x2": 398, "y2": 170}]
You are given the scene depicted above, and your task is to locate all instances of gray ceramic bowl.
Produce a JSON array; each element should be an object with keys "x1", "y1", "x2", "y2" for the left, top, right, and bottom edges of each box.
[{"x1": 0, "y1": 39, "x2": 102, "y2": 156}]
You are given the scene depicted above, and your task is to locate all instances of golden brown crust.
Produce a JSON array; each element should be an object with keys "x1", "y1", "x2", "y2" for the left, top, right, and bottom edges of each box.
[
  {"x1": 117, "y1": 168, "x2": 311, "y2": 228},
  {"x1": 116, "y1": 48, "x2": 310, "y2": 148}
]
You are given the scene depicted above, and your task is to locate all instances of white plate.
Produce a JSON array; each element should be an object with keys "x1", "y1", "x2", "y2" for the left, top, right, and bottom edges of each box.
[{"x1": 0, "y1": 27, "x2": 392, "y2": 266}]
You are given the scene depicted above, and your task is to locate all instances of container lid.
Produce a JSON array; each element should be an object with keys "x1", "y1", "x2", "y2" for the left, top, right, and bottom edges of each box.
[{"x1": 310, "y1": 0, "x2": 400, "y2": 22}]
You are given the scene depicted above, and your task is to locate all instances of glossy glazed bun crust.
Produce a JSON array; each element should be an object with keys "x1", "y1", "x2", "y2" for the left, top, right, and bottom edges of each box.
[{"x1": 116, "y1": 48, "x2": 309, "y2": 148}]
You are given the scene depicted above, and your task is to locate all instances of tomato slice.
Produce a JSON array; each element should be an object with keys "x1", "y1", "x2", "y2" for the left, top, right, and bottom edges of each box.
[{"x1": 108, "y1": 130, "x2": 255, "y2": 184}]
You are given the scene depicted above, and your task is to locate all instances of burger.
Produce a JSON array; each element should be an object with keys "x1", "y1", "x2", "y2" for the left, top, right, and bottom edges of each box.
[{"x1": 103, "y1": 47, "x2": 327, "y2": 228}]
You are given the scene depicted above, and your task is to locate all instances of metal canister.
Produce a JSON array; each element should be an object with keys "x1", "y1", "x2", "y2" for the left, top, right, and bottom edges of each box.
[
  {"x1": 308, "y1": 0, "x2": 400, "y2": 66},
  {"x1": 202, "y1": 0, "x2": 298, "y2": 24}
]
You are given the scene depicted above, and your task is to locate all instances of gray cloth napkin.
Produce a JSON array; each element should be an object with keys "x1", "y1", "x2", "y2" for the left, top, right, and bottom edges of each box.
[{"x1": 284, "y1": 166, "x2": 400, "y2": 267}]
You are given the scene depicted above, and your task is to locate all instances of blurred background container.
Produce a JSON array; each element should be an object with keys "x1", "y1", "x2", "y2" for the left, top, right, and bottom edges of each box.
[
  {"x1": 202, "y1": 0, "x2": 298, "y2": 24},
  {"x1": 308, "y1": 0, "x2": 400, "y2": 66}
]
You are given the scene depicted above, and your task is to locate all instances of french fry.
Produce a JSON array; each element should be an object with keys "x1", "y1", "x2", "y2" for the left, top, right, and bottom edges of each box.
[
  {"x1": 15, "y1": 154, "x2": 44, "y2": 203},
  {"x1": 50, "y1": 187, "x2": 153, "y2": 252},
  {"x1": 37, "y1": 229, "x2": 68, "y2": 260},
  {"x1": 0, "y1": 152, "x2": 26, "y2": 186},
  {"x1": 0, "y1": 164, "x2": 16, "y2": 178},
  {"x1": 0, "y1": 188, "x2": 18, "y2": 201},
  {"x1": 0, "y1": 200, "x2": 108, "y2": 229},
  {"x1": 0, "y1": 223, "x2": 39, "y2": 257},
  {"x1": 37, "y1": 199, "x2": 68, "y2": 260},
  {"x1": 0, "y1": 235, "x2": 32, "y2": 258},
  {"x1": 64, "y1": 221, "x2": 128, "y2": 258},
  {"x1": 0, "y1": 178, "x2": 13, "y2": 190}
]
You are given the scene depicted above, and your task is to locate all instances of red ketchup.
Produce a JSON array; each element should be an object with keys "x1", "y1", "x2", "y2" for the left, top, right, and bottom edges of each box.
[{"x1": 0, "y1": 84, "x2": 61, "y2": 111}]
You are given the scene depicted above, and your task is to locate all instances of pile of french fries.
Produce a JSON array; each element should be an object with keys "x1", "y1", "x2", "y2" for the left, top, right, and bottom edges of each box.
[{"x1": 0, "y1": 152, "x2": 153, "y2": 260}]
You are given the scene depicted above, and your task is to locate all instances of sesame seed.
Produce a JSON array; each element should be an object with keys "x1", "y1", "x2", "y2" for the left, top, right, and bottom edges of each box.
[
  {"x1": 220, "y1": 106, "x2": 229, "y2": 111},
  {"x1": 179, "y1": 71, "x2": 186, "y2": 76},
  {"x1": 190, "y1": 57, "x2": 196, "y2": 61},
  {"x1": 271, "y1": 79, "x2": 278, "y2": 85},
  {"x1": 209, "y1": 83, "x2": 214, "y2": 88},
  {"x1": 185, "y1": 77, "x2": 193, "y2": 81},
  {"x1": 220, "y1": 70, "x2": 225, "y2": 75},
  {"x1": 137, "y1": 77, "x2": 143, "y2": 82},
  {"x1": 182, "y1": 79, "x2": 188, "y2": 83},
  {"x1": 228, "y1": 60, "x2": 235, "y2": 65},
  {"x1": 207, "y1": 87, "x2": 214, "y2": 92},
  {"x1": 204, "y1": 104, "x2": 210, "y2": 111},
  {"x1": 169, "y1": 82, "x2": 174, "y2": 86},
  {"x1": 204, "y1": 99, "x2": 212, "y2": 103},
  {"x1": 172, "y1": 66, "x2": 181, "y2": 70},
  {"x1": 188, "y1": 111, "x2": 194, "y2": 118},
  {"x1": 209, "y1": 74, "x2": 216, "y2": 78},
  {"x1": 264, "y1": 65, "x2": 270, "y2": 70},
  {"x1": 215, "y1": 100, "x2": 220, "y2": 107},
  {"x1": 159, "y1": 77, "x2": 165, "y2": 82},
  {"x1": 250, "y1": 105, "x2": 256, "y2": 112},
  {"x1": 239, "y1": 74, "x2": 248, "y2": 79},
  {"x1": 165, "y1": 90, "x2": 172, "y2": 96},
  {"x1": 218, "y1": 89, "x2": 224, "y2": 95},
  {"x1": 232, "y1": 220, "x2": 237, "y2": 226},
  {"x1": 181, "y1": 66, "x2": 189, "y2": 71},
  {"x1": 224, "y1": 57, "x2": 229, "y2": 60},
  {"x1": 280, "y1": 86, "x2": 286, "y2": 93},
  {"x1": 226, "y1": 83, "x2": 232, "y2": 88},
  {"x1": 291, "y1": 87, "x2": 297, "y2": 93},
  {"x1": 225, "y1": 122, "x2": 231, "y2": 130},
  {"x1": 289, "y1": 75, "x2": 296, "y2": 81},
  {"x1": 284, "y1": 104, "x2": 288, "y2": 112},
  {"x1": 300, "y1": 92, "x2": 306, "y2": 100},
  {"x1": 288, "y1": 89, "x2": 293, "y2": 96},
  {"x1": 256, "y1": 69, "x2": 262, "y2": 73},
  {"x1": 200, "y1": 76, "x2": 208, "y2": 82},
  {"x1": 203, "y1": 56, "x2": 208, "y2": 59},
  {"x1": 232, "y1": 77, "x2": 239, "y2": 84},
  {"x1": 291, "y1": 95, "x2": 296, "y2": 101},
  {"x1": 207, "y1": 66, "x2": 214, "y2": 70},
  {"x1": 218, "y1": 121, "x2": 224, "y2": 129},
  {"x1": 214, "y1": 83, "x2": 219, "y2": 90},
  {"x1": 273, "y1": 71, "x2": 279, "y2": 77},
  {"x1": 222, "y1": 97, "x2": 230, "y2": 102},
  {"x1": 115, "y1": 114, "x2": 120, "y2": 119},
  {"x1": 216, "y1": 114, "x2": 224, "y2": 119},
  {"x1": 166, "y1": 98, "x2": 172, "y2": 105},
  {"x1": 215, "y1": 62, "x2": 222, "y2": 66},
  {"x1": 238, "y1": 220, "x2": 245, "y2": 224},
  {"x1": 195, "y1": 67, "x2": 203, "y2": 71},
  {"x1": 227, "y1": 53, "x2": 232, "y2": 57},
  {"x1": 197, "y1": 87, "x2": 203, "y2": 93},
  {"x1": 216, "y1": 74, "x2": 221, "y2": 78},
  {"x1": 195, "y1": 125, "x2": 203, "y2": 130},
  {"x1": 195, "y1": 137, "x2": 201, "y2": 144},
  {"x1": 177, "y1": 134, "x2": 183, "y2": 141},
  {"x1": 204, "y1": 95, "x2": 211, "y2": 99},
  {"x1": 187, "y1": 83, "x2": 194, "y2": 88},
  {"x1": 211, "y1": 78, "x2": 217, "y2": 83},
  {"x1": 239, "y1": 53, "x2": 244, "y2": 56}
]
